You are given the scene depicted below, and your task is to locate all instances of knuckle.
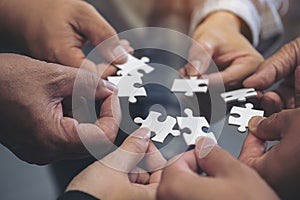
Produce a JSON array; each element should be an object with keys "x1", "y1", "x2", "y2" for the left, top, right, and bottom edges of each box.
[{"x1": 123, "y1": 138, "x2": 147, "y2": 153}]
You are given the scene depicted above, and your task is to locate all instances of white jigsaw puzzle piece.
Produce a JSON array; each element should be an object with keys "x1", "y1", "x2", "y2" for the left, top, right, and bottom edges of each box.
[
  {"x1": 115, "y1": 54, "x2": 154, "y2": 77},
  {"x1": 221, "y1": 88, "x2": 257, "y2": 103},
  {"x1": 171, "y1": 77, "x2": 208, "y2": 96},
  {"x1": 107, "y1": 75, "x2": 146, "y2": 103},
  {"x1": 177, "y1": 108, "x2": 214, "y2": 145},
  {"x1": 134, "y1": 111, "x2": 180, "y2": 143},
  {"x1": 229, "y1": 103, "x2": 264, "y2": 133}
]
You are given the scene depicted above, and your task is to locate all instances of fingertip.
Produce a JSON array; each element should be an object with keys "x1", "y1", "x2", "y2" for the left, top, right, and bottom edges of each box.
[
  {"x1": 103, "y1": 80, "x2": 118, "y2": 92},
  {"x1": 248, "y1": 116, "x2": 266, "y2": 132},
  {"x1": 131, "y1": 127, "x2": 151, "y2": 140},
  {"x1": 195, "y1": 133, "x2": 217, "y2": 159},
  {"x1": 111, "y1": 45, "x2": 128, "y2": 64}
]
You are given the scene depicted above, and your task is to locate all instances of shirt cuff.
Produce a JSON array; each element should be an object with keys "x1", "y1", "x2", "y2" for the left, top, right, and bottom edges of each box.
[
  {"x1": 58, "y1": 191, "x2": 100, "y2": 200},
  {"x1": 190, "y1": 0, "x2": 261, "y2": 47}
]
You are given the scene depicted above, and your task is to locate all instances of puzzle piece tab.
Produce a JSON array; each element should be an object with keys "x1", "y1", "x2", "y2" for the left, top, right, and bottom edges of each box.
[
  {"x1": 171, "y1": 77, "x2": 208, "y2": 96},
  {"x1": 107, "y1": 75, "x2": 146, "y2": 103},
  {"x1": 221, "y1": 88, "x2": 257, "y2": 103},
  {"x1": 177, "y1": 108, "x2": 213, "y2": 145},
  {"x1": 115, "y1": 54, "x2": 154, "y2": 77},
  {"x1": 134, "y1": 111, "x2": 180, "y2": 143},
  {"x1": 229, "y1": 103, "x2": 264, "y2": 133}
]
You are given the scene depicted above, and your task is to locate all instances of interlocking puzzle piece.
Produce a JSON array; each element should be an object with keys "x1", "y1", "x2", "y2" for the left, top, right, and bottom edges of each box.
[
  {"x1": 115, "y1": 54, "x2": 154, "y2": 77},
  {"x1": 221, "y1": 88, "x2": 257, "y2": 103},
  {"x1": 107, "y1": 75, "x2": 146, "y2": 103},
  {"x1": 171, "y1": 77, "x2": 209, "y2": 96},
  {"x1": 177, "y1": 108, "x2": 214, "y2": 145},
  {"x1": 134, "y1": 111, "x2": 180, "y2": 143},
  {"x1": 229, "y1": 103, "x2": 264, "y2": 133}
]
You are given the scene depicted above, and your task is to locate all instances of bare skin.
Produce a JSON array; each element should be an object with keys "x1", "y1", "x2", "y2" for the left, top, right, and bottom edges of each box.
[
  {"x1": 157, "y1": 136, "x2": 278, "y2": 200},
  {"x1": 0, "y1": 54, "x2": 121, "y2": 165},
  {"x1": 0, "y1": 0, "x2": 133, "y2": 67},
  {"x1": 181, "y1": 11, "x2": 263, "y2": 87},
  {"x1": 66, "y1": 128, "x2": 165, "y2": 200}
]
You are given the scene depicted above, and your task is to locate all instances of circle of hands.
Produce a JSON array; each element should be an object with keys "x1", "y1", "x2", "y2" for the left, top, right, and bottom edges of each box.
[{"x1": 0, "y1": 0, "x2": 299, "y2": 199}]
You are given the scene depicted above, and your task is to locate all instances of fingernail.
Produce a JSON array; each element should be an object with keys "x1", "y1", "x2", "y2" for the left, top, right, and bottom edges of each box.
[
  {"x1": 112, "y1": 45, "x2": 128, "y2": 60},
  {"x1": 191, "y1": 60, "x2": 202, "y2": 72},
  {"x1": 195, "y1": 133, "x2": 217, "y2": 159},
  {"x1": 104, "y1": 80, "x2": 117, "y2": 92},
  {"x1": 249, "y1": 116, "x2": 265, "y2": 131},
  {"x1": 134, "y1": 128, "x2": 151, "y2": 140}
]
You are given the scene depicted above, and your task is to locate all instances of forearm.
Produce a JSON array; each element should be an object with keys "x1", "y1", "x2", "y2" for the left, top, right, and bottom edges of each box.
[{"x1": 190, "y1": 0, "x2": 285, "y2": 49}]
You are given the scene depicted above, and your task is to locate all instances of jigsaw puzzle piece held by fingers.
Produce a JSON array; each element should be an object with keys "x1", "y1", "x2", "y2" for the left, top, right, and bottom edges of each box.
[
  {"x1": 221, "y1": 88, "x2": 257, "y2": 103},
  {"x1": 228, "y1": 103, "x2": 264, "y2": 133},
  {"x1": 177, "y1": 108, "x2": 214, "y2": 145},
  {"x1": 171, "y1": 77, "x2": 209, "y2": 97},
  {"x1": 134, "y1": 111, "x2": 180, "y2": 143},
  {"x1": 107, "y1": 75, "x2": 147, "y2": 103},
  {"x1": 115, "y1": 54, "x2": 154, "y2": 77}
]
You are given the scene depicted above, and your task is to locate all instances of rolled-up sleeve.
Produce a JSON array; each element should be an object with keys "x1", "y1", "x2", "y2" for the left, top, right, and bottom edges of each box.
[{"x1": 190, "y1": 0, "x2": 287, "y2": 49}]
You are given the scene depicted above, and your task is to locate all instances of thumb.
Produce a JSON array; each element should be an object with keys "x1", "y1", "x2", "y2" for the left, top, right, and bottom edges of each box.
[
  {"x1": 73, "y1": 2, "x2": 128, "y2": 64},
  {"x1": 244, "y1": 38, "x2": 300, "y2": 89},
  {"x1": 101, "y1": 128, "x2": 150, "y2": 172},
  {"x1": 247, "y1": 110, "x2": 293, "y2": 141},
  {"x1": 194, "y1": 133, "x2": 240, "y2": 177}
]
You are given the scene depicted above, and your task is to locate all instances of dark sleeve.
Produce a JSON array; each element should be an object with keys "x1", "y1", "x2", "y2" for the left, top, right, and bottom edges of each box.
[{"x1": 58, "y1": 191, "x2": 100, "y2": 200}]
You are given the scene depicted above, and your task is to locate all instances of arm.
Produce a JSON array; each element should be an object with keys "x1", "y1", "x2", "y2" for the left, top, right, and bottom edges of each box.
[
  {"x1": 0, "y1": 0, "x2": 130, "y2": 67},
  {"x1": 182, "y1": 0, "x2": 286, "y2": 87}
]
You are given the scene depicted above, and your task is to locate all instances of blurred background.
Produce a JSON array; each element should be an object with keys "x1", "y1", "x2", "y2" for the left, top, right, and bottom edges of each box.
[{"x1": 0, "y1": 0, "x2": 299, "y2": 199}]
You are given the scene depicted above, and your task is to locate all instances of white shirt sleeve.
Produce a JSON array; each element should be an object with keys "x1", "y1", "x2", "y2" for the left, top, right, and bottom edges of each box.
[{"x1": 190, "y1": 0, "x2": 287, "y2": 49}]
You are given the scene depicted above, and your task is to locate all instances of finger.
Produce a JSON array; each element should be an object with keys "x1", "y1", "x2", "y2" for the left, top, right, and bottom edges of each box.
[
  {"x1": 248, "y1": 111, "x2": 293, "y2": 141},
  {"x1": 243, "y1": 39, "x2": 300, "y2": 89},
  {"x1": 145, "y1": 142, "x2": 167, "y2": 172},
  {"x1": 79, "y1": 61, "x2": 118, "y2": 79},
  {"x1": 194, "y1": 134, "x2": 242, "y2": 177},
  {"x1": 55, "y1": 47, "x2": 86, "y2": 68},
  {"x1": 260, "y1": 92, "x2": 284, "y2": 116},
  {"x1": 158, "y1": 151, "x2": 214, "y2": 200},
  {"x1": 208, "y1": 56, "x2": 261, "y2": 87},
  {"x1": 295, "y1": 66, "x2": 300, "y2": 107},
  {"x1": 101, "y1": 128, "x2": 150, "y2": 172},
  {"x1": 120, "y1": 39, "x2": 134, "y2": 54},
  {"x1": 73, "y1": 1, "x2": 128, "y2": 64},
  {"x1": 93, "y1": 62, "x2": 118, "y2": 79},
  {"x1": 129, "y1": 167, "x2": 150, "y2": 184},
  {"x1": 95, "y1": 92, "x2": 121, "y2": 142},
  {"x1": 57, "y1": 94, "x2": 120, "y2": 158},
  {"x1": 178, "y1": 67, "x2": 187, "y2": 77},
  {"x1": 238, "y1": 133, "x2": 267, "y2": 167},
  {"x1": 55, "y1": 66, "x2": 117, "y2": 99},
  {"x1": 186, "y1": 40, "x2": 214, "y2": 76},
  {"x1": 145, "y1": 142, "x2": 166, "y2": 184},
  {"x1": 275, "y1": 85, "x2": 295, "y2": 109}
]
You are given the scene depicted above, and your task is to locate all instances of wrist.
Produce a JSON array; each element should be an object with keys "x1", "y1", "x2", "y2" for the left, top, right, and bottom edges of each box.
[
  {"x1": 203, "y1": 11, "x2": 241, "y2": 32},
  {"x1": 201, "y1": 11, "x2": 252, "y2": 42}
]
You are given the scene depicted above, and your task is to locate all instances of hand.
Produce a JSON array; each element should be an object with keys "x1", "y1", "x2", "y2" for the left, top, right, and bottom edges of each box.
[
  {"x1": 0, "y1": 54, "x2": 121, "y2": 165},
  {"x1": 0, "y1": 0, "x2": 133, "y2": 67},
  {"x1": 157, "y1": 136, "x2": 278, "y2": 200},
  {"x1": 66, "y1": 128, "x2": 165, "y2": 200},
  {"x1": 239, "y1": 109, "x2": 300, "y2": 199},
  {"x1": 180, "y1": 11, "x2": 263, "y2": 87},
  {"x1": 244, "y1": 37, "x2": 300, "y2": 116}
]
